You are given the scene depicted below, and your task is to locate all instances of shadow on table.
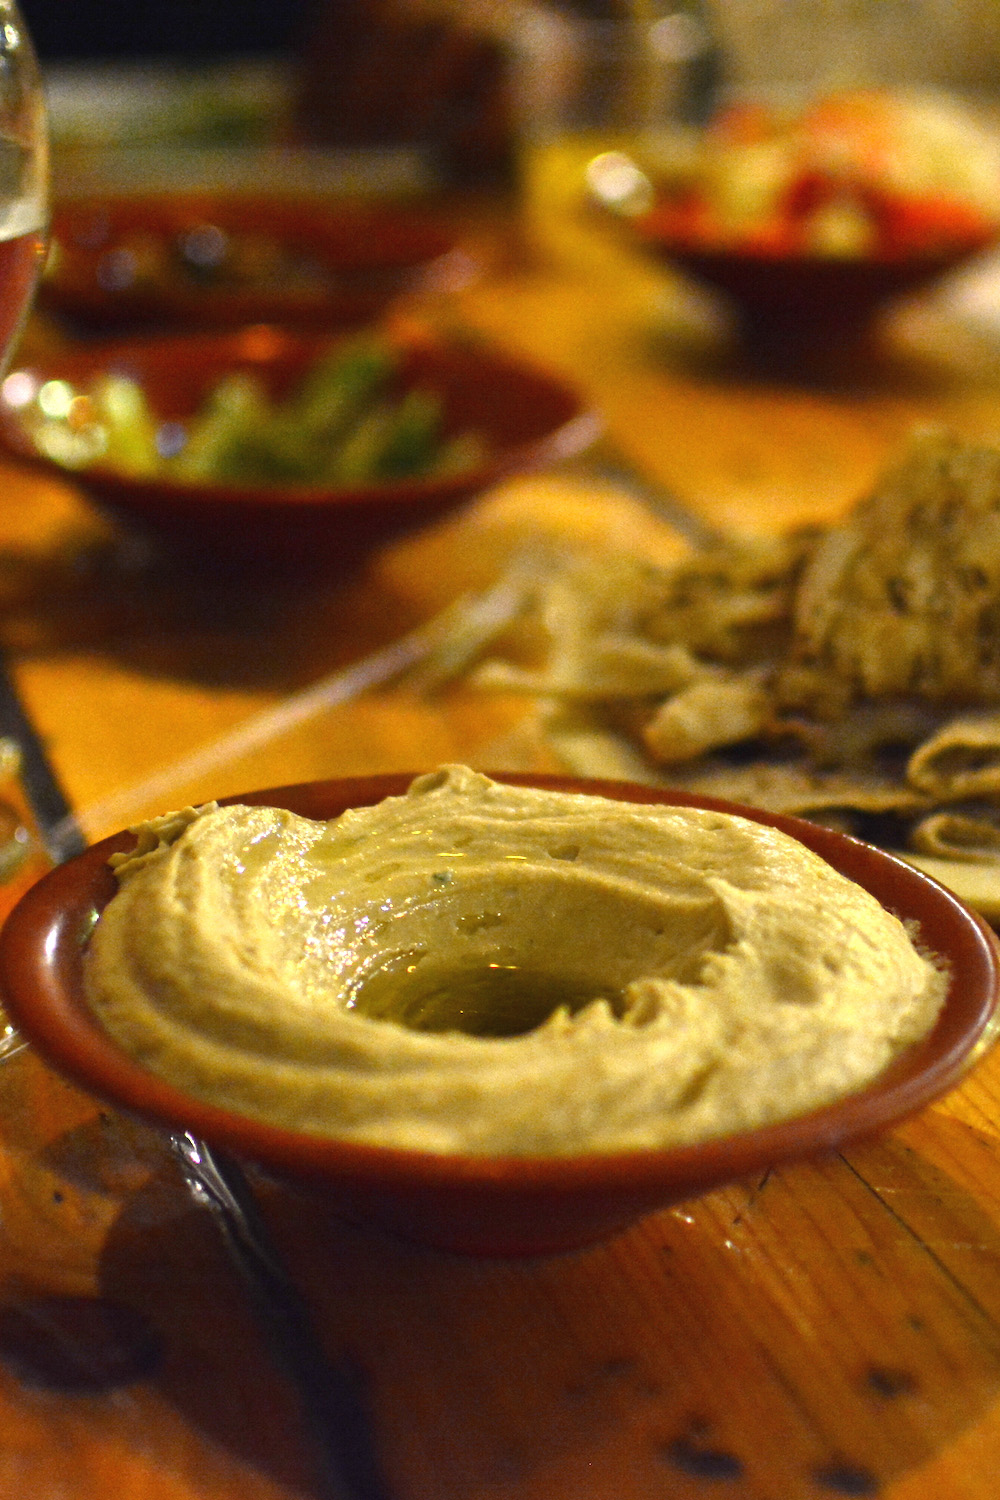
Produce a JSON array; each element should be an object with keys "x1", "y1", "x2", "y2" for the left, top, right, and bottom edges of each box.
[
  {"x1": 93, "y1": 1115, "x2": 1000, "y2": 1497},
  {"x1": 0, "y1": 528, "x2": 427, "y2": 694}
]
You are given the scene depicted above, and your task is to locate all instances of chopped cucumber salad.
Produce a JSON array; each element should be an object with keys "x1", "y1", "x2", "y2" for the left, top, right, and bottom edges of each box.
[{"x1": 13, "y1": 337, "x2": 486, "y2": 486}]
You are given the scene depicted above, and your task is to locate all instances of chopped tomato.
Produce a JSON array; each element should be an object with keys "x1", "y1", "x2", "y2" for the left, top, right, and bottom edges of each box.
[{"x1": 867, "y1": 192, "x2": 996, "y2": 256}]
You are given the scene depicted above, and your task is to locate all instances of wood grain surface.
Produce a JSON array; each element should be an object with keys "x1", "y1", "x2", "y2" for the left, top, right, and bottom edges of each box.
[{"x1": 1, "y1": 189, "x2": 1000, "y2": 1499}]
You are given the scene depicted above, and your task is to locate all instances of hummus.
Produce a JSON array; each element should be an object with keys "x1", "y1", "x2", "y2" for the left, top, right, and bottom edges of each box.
[{"x1": 83, "y1": 765, "x2": 948, "y2": 1155}]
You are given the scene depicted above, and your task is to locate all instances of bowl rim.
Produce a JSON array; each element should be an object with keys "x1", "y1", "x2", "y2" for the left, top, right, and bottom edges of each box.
[
  {"x1": 0, "y1": 326, "x2": 602, "y2": 512},
  {"x1": 48, "y1": 186, "x2": 468, "y2": 239},
  {"x1": 0, "y1": 771, "x2": 996, "y2": 1195}
]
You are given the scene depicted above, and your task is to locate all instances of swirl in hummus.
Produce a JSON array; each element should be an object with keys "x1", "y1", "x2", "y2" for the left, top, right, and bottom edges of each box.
[{"x1": 83, "y1": 765, "x2": 948, "y2": 1155}]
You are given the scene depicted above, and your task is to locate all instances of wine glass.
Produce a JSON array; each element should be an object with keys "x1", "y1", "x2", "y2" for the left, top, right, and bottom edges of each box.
[
  {"x1": 0, "y1": 0, "x2": 46, "y2": 375},
  {"x1": 0, "y1": 0, "x2": 47, "y2": 1040}
]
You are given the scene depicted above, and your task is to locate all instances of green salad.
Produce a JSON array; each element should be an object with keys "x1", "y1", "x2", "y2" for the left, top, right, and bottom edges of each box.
[{"x1": 19, "y1": 336, "x2": 487, "y2": 487}]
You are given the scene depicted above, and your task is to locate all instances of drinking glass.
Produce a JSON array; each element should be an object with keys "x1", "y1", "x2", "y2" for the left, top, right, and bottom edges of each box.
[
  {"x1": 508, "y1": 5, "x2": 718, "y2": 267},
  {"x1": 0, "y1": 0, "x2": 47, "y2": 1022},
  {"x1": 0, "y1": 0, "x2": 46, "y2": 374}
]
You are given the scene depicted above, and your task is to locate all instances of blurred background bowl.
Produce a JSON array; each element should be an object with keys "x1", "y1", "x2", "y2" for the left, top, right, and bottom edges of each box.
[
  {"x1": 510, "y1": 1, "x2": 1000, "y2": 367},
  {"x1": 0, "y1": 772, "x2": 996, "y2": 1258},
  {"x1": 40, "y1": 191, "x2": 481, "y2": 333},
  {"x1": 627, "y1": 217, "x2": 996, "y2": 355},
  {"x1": 0, "y1": 324, "x2": 600, "y2": 569}
]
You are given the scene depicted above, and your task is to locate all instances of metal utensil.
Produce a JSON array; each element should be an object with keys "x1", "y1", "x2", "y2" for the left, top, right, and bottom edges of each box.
[{"x1": 0, "y1": 653, "x2": 392, "y2": 1500}]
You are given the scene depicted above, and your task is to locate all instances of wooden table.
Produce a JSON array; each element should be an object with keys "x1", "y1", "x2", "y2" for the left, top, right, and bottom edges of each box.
[{"x1": 2, "y1": 195, "x2": 1000, "y2": 1500}]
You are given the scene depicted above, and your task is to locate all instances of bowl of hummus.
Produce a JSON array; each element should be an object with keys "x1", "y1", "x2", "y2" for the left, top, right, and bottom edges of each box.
[{"x1": 1, "y1": 766, "x2": 996, "y2": 1256}]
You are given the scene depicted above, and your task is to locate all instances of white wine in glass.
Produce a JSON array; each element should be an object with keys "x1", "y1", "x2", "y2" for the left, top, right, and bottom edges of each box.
[{"x1": 0, "y1": 0, "x2": 46, "y2": 373}]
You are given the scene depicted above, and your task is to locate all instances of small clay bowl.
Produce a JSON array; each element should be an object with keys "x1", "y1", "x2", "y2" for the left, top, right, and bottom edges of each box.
[
  {"x1": 41, "y1": 192, "x2": 480, "y2": 333},
  {"x1": 0, "y1": 326, "x2": 599, "y2": 568},
  {"x1": 0, "y1": 773, "x2": 996, "y2": 1258},
  {"x1": 630, "y1": 222, "x2": 995, "y2": 360}
]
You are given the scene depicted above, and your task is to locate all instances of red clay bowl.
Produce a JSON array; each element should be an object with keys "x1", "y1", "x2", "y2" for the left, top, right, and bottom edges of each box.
[
  {"x1": 0, "y1": 326, "x2": 599, "y2": 567},
  {"x1": 628, "y1": 220, "x2": 996, "y2": 358},
  {"x1": 41, "y1": 192, "x2": 480, "y2": 333},
  {"x1": 1, "y1": 773, "x2": 996, "y2": 1258}
]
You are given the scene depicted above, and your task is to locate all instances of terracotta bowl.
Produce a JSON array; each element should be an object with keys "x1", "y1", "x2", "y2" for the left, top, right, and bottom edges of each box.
[
  {"x1": 41, "y1": 192, "x2": 480, "y2": 333},
  {"x1": 1, "y1": 773, "x2": 996, "y2": 1258},
  {"x1": 0, "y1": 326, "x2": 599, "y2": 567},
  {"x1": 628, "y1": 220, "x2": 995, "y2": 358}
]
